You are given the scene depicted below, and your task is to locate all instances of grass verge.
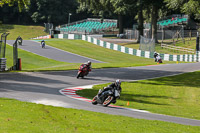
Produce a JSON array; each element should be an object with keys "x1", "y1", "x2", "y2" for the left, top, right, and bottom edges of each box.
[
  {"x1": 0, "y1": 98, "x2": 199, "y2": 133},
  {"x1": 0, "y1": 24, "x2": 47, "y2": 40},
  {"x1": 5, "y1": 39, "x2": 173, "y2": 71},
  {"x1": 77, "y1": 71, "x2": 200, "y2": 120},
  {"x1": 44, "y1": 39, "x2": 174, "y2": 69},
  {"x1": 118, "y1": 37, "x2": 196, "y2": 55},
  {"x1": 5, "y1": 45, "x2": 79, "y2": 71}
]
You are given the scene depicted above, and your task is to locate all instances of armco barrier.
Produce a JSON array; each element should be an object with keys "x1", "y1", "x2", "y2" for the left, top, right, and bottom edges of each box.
[
  {"x1": 81, "y1": 35, "x2": 199, "y2": 62},
  {"x1": 31, "y1": 35, "x2": 51, "y2": 39},
  {"x1": 54, "y1": 34, "x2": 82, "y2": 40},
  {"x1": 33, "y1": 34, "x2": 199, "y2": 62}
]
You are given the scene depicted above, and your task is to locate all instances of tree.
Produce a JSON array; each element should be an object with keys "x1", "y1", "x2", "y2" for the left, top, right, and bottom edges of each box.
[
  {"x1": 110, "y1": 0, "x2": 130, "y2": 34},
  {"x1": 150, "y1": 0, "x2": 166, "y2": 43},
  {"x1": 30, "y1": 0, "x2": 78, "y2": 25},
  {"x1": 77, "y1": 0, "x2": 130, "y2": 34},
  {"x1": 138, "y1": 0, "x2": 166, "y2": 43},
  {"x1": 0, "y1": 0, "x2": 30, "y2": 12},
  {"x1": 165, "y1": 0, "x2": 200, "y2": 20},
  {"x1": 136, "y1": 0, "x2": 144, "y2": 43}
]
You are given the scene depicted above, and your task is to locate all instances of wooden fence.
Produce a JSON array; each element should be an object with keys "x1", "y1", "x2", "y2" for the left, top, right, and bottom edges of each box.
[{"x1": 161, "y1": 43, "x2": 195, "y2": 54}]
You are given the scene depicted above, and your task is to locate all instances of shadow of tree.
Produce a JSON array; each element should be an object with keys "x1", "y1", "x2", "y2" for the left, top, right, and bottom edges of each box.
[
  {"x1": 120, "y1": 93, "x2": 175, "y2": 105},
  {"x1": 0, "y1": 72, "x2": 74, "y2": 96},
  {"x1": 135, "y1": 71, "x2": 200, "y2": 88},
  {"x1": 77, "y1": 89, "x2": 172, "y2": 106}
]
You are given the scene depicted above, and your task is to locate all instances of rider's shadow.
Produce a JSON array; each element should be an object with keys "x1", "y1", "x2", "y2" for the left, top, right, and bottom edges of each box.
[{"x1": 78, "y1": 77, "x2": 110, "y2": 82}]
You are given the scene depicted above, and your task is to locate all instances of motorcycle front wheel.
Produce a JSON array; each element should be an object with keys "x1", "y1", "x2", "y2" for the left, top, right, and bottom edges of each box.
[
  {"x1": 77, "y1": 72, "x2": 81, "y2": 79},
  {"x1": 102, "y1": 96, "x2": 114, "y2": 107},
  {"x1": 91, "y1": 96, "x2": 98, "y2": 105}
]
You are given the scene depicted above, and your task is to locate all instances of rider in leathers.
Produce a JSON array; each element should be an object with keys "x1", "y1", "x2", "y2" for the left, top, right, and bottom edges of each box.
[
  {"x1": 98, "y1": 79, "x2": 122, "y2": 103},
  {"x1": 83, "y1": 61, "x2": 92, "y2": 75}
]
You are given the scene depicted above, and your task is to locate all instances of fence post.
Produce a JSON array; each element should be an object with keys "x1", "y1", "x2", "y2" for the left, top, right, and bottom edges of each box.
[
  {"x1": 0, "y1": 33, "x2": 9, "y2": 71},
  {"x1": 196, "y1": 32, "x2": 199, "y2": 52},
  {"x1": 13, "y1": 39, "x2": 18, "y2": 70}
]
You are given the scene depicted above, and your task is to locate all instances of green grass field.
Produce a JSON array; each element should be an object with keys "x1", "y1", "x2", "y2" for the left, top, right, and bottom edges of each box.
[
  {"x1": 1, "y1": 25, "x2": 199, "y2": 132},
  {"x1": 44, "y1": 39, "x2": 175, "y2": 68},
  {"x1": 0, "y1": 24, "x2": 47, "y2": 40},
  {"x1": 5, "y1": 38, "x2": 173, "y2": 71},
  {"x1": 0, "y1": 98, "x2": 199, "y2": 133},
  {"x1": 118, "y1": 37, "x2": 196, "y2": 55},
  {"x1": 5, "y1": 44, "x2": 79, "y2": 71},
  {"x1": 77, "y1": 71, "x2": 200, "y2": 120}
]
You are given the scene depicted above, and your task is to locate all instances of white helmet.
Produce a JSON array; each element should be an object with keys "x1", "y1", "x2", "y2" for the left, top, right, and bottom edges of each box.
[
  {"x1": 87, "y1": 61, "x2": 91, "y2": 65},
  {"x1": 115, "y1": 79, "x2": 121, "y2": 86}
]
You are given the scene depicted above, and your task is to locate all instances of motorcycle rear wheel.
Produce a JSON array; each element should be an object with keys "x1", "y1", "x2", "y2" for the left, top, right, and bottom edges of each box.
[{"x1": 103, "y1": 96, "x2": 114, "y2": 107}]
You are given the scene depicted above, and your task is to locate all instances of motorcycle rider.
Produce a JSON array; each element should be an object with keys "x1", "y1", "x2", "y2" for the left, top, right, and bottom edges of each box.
[
  {"x1": 154, "y1": 52, "x2": 158, "y2": 62},
  {"x1": 156, "y1": 53, "x2": 161, "y2": 62},
  {"x1": 17, "y1": 36, "x2": 23, "y2": 45},
  {"x1": 98, "y1": 79, "x2": 122, "y2": 102},
  {"x1": 83, "y1": 61, "x2": 92, "y2": 75},
  {"x1": 41, "y1": 40, "x2": 45, "y2": 48}
]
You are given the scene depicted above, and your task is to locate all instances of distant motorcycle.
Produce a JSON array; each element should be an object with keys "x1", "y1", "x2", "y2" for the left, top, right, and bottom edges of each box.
[
  {"x1": 41, "y1": 41, "x2": 45, "y2": 48},
  {"x1": 154, "y1": 52, "x2": 163, "y2": 63},
  {"x1": 76, "y1": 64, "x2": 90, "y2": 78},
  {"x1": 156, "y1": 56, "x2": 163, "y2": 63},
  {"x1": 92, "y1": 87, "x2": 121, "y2": 107},
  {"x1": 17, "y1": 39, "x2": 22, "y2": 45}
]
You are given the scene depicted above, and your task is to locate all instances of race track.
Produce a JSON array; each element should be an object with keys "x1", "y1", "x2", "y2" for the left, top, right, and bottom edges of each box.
[
  {"x1": 6, "y1": 40, "x2": 103, "y2": 63},
  {"x1": 1, "y1": 40, "x2": 200, "y2": 126}
]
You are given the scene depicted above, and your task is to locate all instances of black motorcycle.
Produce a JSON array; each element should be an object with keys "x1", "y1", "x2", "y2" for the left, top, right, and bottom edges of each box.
[
  {"x1": 92, "y1": 87, "x2": 120, "y2": 107},
  {"x1": 41, "y1": 41, "x2": 45, "y2": 48}
]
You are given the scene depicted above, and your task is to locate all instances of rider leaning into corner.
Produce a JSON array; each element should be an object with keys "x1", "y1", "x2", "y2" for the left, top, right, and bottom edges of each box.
[
  {"x1": 153, "y1": 51, "x2": 158, "y2": 62},
  {"x1": 153, "y1": 51, "x2": 162, "y2": 62},
  {"x1": 84, "y1": 61, "x2": 92, "y2": 75},
  {"x1": 98, "y1": 79, "x2": 122, "y2": 103},
  {"x1": 41, "y1": 40, "x2": 45, "y2": 48}
]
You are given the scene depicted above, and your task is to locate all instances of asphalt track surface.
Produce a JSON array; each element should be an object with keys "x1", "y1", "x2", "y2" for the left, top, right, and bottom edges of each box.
[
  {"x1": 1, "y1": 40, "x2": 200, "y2": 126},
  {"x1": 6, "y1": 40, "x2": 103, "y2": 63}
]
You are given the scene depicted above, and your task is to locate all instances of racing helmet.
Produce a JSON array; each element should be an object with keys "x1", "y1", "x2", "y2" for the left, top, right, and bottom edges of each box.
[
  {"x1": 115, "y1": 79, "x2": 121, "y2": 86},
  {"x1": 87, "y1": 61, "x2": 91, "y2": 65}
]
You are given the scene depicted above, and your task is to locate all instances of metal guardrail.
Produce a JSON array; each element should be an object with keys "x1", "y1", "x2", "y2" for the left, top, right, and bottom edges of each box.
[{"x1": 161, "y1": 43, "x2": 195, "y2": 54}]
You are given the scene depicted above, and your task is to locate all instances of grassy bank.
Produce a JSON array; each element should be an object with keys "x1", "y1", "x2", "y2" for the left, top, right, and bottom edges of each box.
[
  {"x1": 118, "y1": 37, "x2": 196, "y2": 55},
  {"x1": 6, "y1": 45, "x2": 79, "y2": 71},
  {"x1": 77, "y1": 71, "x2": 200, "y2": 120},
  {"x1": 5, "y1": 39, "x2": 172, "y2": 71},
  {"x1": 0, "y1": 24, "x2": 47, "y2": 40},
  {"x1": 0, "y1": 98, "x2": 199, "y2": 133},
  {"x1": 44, "y1": 39, "x2": 174, "y2": 69}
]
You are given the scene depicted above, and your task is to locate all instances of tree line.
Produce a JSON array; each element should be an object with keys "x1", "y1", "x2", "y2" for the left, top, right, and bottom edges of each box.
[{"x1": 0, "y1": 0, "x2": 200, "y2": 42}]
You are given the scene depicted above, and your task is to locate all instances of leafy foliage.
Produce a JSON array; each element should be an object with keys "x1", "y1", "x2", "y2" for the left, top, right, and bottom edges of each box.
[
  {"x1": 0, "y1": 0, "x2": 30, "y2": 12},
  {"x1": 165, "y1": 0, "x2": 200, "y2": 20},
  {"x1": 29, "y1": 0, "x2": 78, "y2": 24}
]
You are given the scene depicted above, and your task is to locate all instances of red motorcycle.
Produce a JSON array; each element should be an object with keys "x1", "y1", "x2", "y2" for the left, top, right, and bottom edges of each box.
[{"x1": 76, "y1": 64, "x2": 90, "y2": 78}]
